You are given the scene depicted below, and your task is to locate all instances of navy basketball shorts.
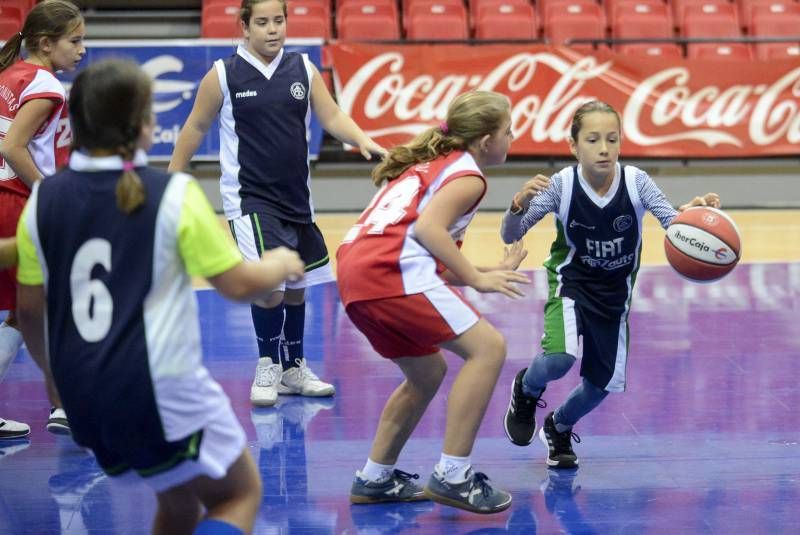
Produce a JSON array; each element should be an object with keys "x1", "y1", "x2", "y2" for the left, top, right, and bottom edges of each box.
[
  {"x1": 540, "y1": 296, "x2": 630, "y2": 392},
  {"x1": 229, "y1": 211, "x2": 334, "y2": 290},
  {"x1": 90, "y1": 397, "x2": 247, "y2": 493}
]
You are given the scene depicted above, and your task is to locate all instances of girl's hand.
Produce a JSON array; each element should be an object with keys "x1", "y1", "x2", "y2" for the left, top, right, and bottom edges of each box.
[
  {"x1": 471, "y1": 270, "x2": 530, "y2": 299},
  {"x1": 359, "y1": 139, "x2": 388, "y2": 160},
  {"x1": 678, "y1": 192, "x2": 721, "y2": 212},
  {"x1": 500, "y1": 240, "x2": 528, "y2": 271},
  {"x1": 511, "y1": 174, "x2": 550, "y2": 212}
]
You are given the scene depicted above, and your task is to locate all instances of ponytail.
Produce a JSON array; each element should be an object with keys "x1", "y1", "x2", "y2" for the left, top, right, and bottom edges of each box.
[
  {"x1": 0, "y1": 33, "x2": 23, "y2": 74},
  {"x1": 115, "y1": 145, "x2": 145, "y2": 214},
  {"x1": 371, "y1": 91, "x2": 510, "y2": 186}
]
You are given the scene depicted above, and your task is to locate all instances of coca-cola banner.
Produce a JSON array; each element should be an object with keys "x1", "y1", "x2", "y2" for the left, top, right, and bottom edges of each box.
[{"x1": 329, "y1": 43, "x2": 800, "y2": 158}]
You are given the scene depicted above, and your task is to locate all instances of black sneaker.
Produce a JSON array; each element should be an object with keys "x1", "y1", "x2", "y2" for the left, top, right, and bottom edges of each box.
[
  {"x1": 539, "y1": 412, "x2": 580, "y2": 468},
  {"x1": 504, "y1": 368, "x2": 546, "y2": 446},
  {"x1": 423, "y1": 469, "x2": 512, "y2": 514},
  {"x1": 350, "y1": 469, "x2": 428, "y2": 504}
]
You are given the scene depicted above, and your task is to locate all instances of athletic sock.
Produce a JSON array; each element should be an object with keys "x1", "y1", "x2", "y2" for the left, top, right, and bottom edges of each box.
[
  {"x1": 361, "y1": 458, "x2": 395, "y2": 483},
  {"x1": 251, "y1": 304, "x2": 284, "y2": 364},
  {"x1": 282, "y1": 302, "x2": 305, "y2": 369},
  {"x1": 436, "y1": 453, "x2": 471, "y2": 483}
]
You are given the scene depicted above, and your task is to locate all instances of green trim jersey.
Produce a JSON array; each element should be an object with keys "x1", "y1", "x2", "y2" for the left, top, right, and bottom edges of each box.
[
  {"x1": 503, "y1": 164, "x2": 678, "y2": 318},
  {"x1": 16, "y1": 150, "x2": 243, "y2": 477}
]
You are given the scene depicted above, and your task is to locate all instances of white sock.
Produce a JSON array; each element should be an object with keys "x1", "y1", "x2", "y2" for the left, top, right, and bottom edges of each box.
[
  {"x1": 0, "y1": 321, "x2": 23, "y2": 383},
  {"x1": 436, "y1": 453, "x2": 471, "y2": 483},
  {"x1": 360, "y1": 458, "x2": 395, "y2": 483}
]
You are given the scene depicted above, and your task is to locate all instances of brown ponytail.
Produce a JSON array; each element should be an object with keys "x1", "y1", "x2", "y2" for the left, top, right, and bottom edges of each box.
[
  {"x1": 115, "y1": 156, "x2": 146, "y2": 215},
  {"x1": 0, "y1": 33, "x2": 24, "y2": 74}
]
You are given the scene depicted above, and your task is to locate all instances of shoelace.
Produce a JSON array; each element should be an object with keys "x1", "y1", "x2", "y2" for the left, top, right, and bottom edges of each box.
[
  {"x1": 515, "y1": 393, "x2": 547, "y2": 421},
  {"x1": 291, "y1": 358, "x2": 322, "y2": 382},
  {"x1": 393, "y1": 469, "x2": 420, "y2": 482},
  {"x1": 256, "y1": 364, "x2": 280, "y2": 387},
  {"x1": 553, "y1": 428, "x2": 581, "y2": 452},
  {"x1": 468, "y1": 472, "x2": 498, "y2": 499}
]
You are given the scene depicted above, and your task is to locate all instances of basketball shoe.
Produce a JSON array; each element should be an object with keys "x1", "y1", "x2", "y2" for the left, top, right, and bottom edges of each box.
[
  {"x1": 277, "y1": 358, "x2": 335, "y2": 397},
  {"x1": 539, "y1": 412, "x2": 580, "y2": 468},
  {"x1": 0, "y1": 417, "x2": 29, "y2": 440},
  {"x1": 350, "y1": 469, "x2": 427, "y2": 504},
  {"x1": 47, "y1": 407, "x2": 70, "y2": 436},
  {"x1": 251, "y1": 357, "x2": 282, "y2": 407},
  {"x1": 504, "y1": 368, "x2": 546, "y2": 446},
  {"x1": 423, "y1": 469, "x2": 512, "y2": 514}
]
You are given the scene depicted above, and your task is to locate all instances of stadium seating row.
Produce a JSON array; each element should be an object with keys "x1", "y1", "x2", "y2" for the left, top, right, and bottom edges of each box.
[{"x1": 0, "y1": 0, "x2": 797, "y2": 60}]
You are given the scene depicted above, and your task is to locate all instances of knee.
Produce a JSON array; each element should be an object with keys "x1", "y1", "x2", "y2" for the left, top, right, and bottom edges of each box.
[
  {"x1": 410, "y1": 358, "x2": 447, "y2": 398},
  {"x1": 255, "y1": 291, "x2": 284, "y2": 308},
  {"x1": 481, "y1": 327, "x2": 507, "y2": 368},
  {"x1": 542, "y1": 352, "x2": 576, "y2": 376}
]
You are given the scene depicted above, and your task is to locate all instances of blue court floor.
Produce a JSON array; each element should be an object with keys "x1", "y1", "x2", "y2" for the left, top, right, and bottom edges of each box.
[{"x1": 1, "y1": 262, "x2": 799, "y2": 533}]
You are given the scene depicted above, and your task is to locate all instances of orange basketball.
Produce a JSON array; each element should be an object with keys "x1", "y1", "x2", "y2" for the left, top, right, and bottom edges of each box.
[{"x1": 664, "y1": 207, "x2": 741, "y2": 282}]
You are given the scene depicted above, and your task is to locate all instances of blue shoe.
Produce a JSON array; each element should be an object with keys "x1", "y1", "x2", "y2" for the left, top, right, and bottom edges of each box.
[
  {"x1": 423, "y1": 469, "x2": 512, "y2": 514},
  {"x1": 350, "y1": 469, "x2": 428, "y2": 504}
]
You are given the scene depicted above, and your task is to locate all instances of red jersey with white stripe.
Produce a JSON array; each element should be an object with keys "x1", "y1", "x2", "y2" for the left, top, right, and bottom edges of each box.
[
  {"x1": 337, "y1": 151, "x2": 486, "y2": 305},
  {"x1": 0, "y1": 61, "x2": 69, "y2": 197}
]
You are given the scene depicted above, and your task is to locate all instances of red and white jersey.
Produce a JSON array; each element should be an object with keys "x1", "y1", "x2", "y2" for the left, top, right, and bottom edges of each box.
[
  {"x1": 0, "y1": 61, "x2": 69, "y2": 197},
  {"x1": 337, "y1": 151, "x2": 486, "y2": 305}
]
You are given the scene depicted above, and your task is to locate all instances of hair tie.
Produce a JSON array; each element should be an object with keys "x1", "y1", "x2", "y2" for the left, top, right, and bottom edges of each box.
[
  {"x1": 18, "y1": 32, "x2": 23, "y2": 38},
  {"x1": 122, "y1": 161, "x2": 135, "y2": 172},
  {"x1": 439, "y1": 121, "x2": 449, "y2": 135}
]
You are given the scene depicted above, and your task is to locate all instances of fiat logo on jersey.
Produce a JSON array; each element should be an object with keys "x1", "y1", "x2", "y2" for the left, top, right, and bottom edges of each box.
[
  {"x1": 702, "y1": 212, "x2": 719, "y2": 226},
  {"x1": 290, "y1": 82, "x2": 306, "y2": 100},
  {"x1": 613, "y1": 214, "x2": 633, "y2": 233}
]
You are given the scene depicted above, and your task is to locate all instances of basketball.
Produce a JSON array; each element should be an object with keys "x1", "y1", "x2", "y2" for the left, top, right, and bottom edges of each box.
[{"x1": 664, "y1": 207, "x2": 741, "y2": 282}]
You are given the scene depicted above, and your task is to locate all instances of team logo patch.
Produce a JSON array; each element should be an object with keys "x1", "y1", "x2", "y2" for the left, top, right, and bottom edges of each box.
[
  {"x1": 290, "y1": 82, "x2": 306, "y2": 100},
  {"x1": 613, "y1": 214, "x2": 633, "y2": 232}
]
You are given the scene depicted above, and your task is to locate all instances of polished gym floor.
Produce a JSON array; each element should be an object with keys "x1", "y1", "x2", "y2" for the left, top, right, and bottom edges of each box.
[{"x1": 1, "y1": 210, "x2": 798, "y2": 533}]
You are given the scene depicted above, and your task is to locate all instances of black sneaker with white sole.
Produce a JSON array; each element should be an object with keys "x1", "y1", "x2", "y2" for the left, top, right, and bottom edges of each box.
[
  {"x1": 46, "y1": 407, "x2": 70, "y2": 436},
  {"x1": 504, "y1": 368, "x2": 546, "y2": 446},
  {"x1": 539, "y1": 412, "x2": 580, "y2": 468}
]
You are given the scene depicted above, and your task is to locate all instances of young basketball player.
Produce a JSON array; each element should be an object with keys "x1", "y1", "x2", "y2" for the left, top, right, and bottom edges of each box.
[
  {"x1": 502, "y1": 100, "x2": 720, "y2": 469},
  {"x1": 338, "y1": 91, "x2": 541, "y2": 514},
  {"x1": 15, "y1": 59, "x2": 305, "y2": 535},
  {"x1": 169, "y1": 0, "x2": 386, "y2": 408},
  {"x1": 0, "y1": 0, "x2": 86, "y2": 438}
]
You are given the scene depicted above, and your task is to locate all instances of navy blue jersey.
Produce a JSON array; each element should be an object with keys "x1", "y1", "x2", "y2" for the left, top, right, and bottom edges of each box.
[
  {"x1": 216, "y1": 46, "x2": 315, "y2": 223},
  {"x1": 31, "y1": 162, "x2": 167, "y2": 448},
  {"x1": 544, "y1": 166, "x2": 643, "y2": 318}
]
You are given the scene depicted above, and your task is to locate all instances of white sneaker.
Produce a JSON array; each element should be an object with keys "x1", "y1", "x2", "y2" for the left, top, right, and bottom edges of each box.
[
  {"x1": 277, "y1": 358, "x2": 335, "y2": 397},
  {"x1": 0, "y1": 417, "x2": 30, "y2": 439},
  {"x1": 46, "y1": 407, "x2": 70, "y2": 435},
  {"x1": 250, "y1": 358, "x2": 282, "y2": 407},
  {"x1": 0, "y1": 322, "x2": 23, "y2": 382}
]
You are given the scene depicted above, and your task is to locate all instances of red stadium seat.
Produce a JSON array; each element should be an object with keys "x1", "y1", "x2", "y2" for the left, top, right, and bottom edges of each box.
[
  {"x1": 681, "y1": 3, "x2": 741, "y2": 37},
  {"x1": 615, "y1": 43, "x2": 683, "y2": 57},
  {"x1": 405, "y1": 3, "x2": 469, "y2": 40},
  {"x1": 201, "y1": 14, "x2": 241, "y2": 37},
  {"x1": 286, "y1": 4, "x2": 331, "y2": 38},
  {"x1": 750, "y1": 3, "x2": 800, "y2": 36},
  {"x1": 474, "y1": 3, "x2": 537, "y2": 39},
  {"x1": 0, "y1": 5, "x2": 23, "y2": 30},
  {"x1": 687, "y1": 42, "x2": 752, "y2": 59},
  {"x1": 612, "y1": 9, "x2": 674, "y2": 39},
  {"x1": 754, "y1": 41, "x2": 800, "y2": 59},
  {"x1": 543, "y1": 0, "x2": 604, "y2": 24},
  {"x1": 611, "y1": 0, "x2": 673, "y2": 31},
  {"x1": 202, "y1": 3, "x2": 240, "y2": 19},
  {"x1": 670, "y1": 0, "x2": 729, "y2": 27},
  {"x1": 337, "y1": 3, "x2": 400, "y2": 39},
  {"x1": 604, "y1": 0, "x2": 664, "y2": 25},
  {"x1": 737, "y1": 0, "x2": 795, "y2": 31},
  {"x1": 545, "y1": 6, "x2": 607, "y2": 49}
]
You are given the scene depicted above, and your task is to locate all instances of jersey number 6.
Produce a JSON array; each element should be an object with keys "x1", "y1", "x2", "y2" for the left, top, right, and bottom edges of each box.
[{"x1": 70, "y1": 238, "x2": 113, "y2": 343}]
